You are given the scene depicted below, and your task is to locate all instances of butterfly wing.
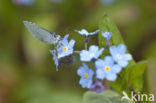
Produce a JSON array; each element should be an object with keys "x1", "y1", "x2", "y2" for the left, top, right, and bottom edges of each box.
[{"x1": 23, "y1": 21, "x2": 61, "y2": 44}]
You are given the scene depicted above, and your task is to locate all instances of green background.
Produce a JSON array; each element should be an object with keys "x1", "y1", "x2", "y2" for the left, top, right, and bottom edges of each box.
[{"x1": 0, "y1": 0, "x2": 156, "y2": 103}]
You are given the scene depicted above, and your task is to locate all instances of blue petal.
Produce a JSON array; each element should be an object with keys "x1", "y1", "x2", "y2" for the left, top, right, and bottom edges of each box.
[
  {"x1": 95, "y1": 59, "x2": 105, "y2": 69},
  {"x1": 61, "y1": 34, "x2": 69, "y2": 46},
  {"x1": 117, "y1": 44, "x2": 126, "y2": 54},
  {"x1": 54, "y1": 58, "x2": 59, "y2": 66},
  {"x1": 112, "y1": 64, "x2": 122, "y2": 74},
  {"x1": 110, "y1": 46, "x2": 118, "y2": 56},
  {"x1": 89, "y1": 30, "x2": 99, "y2": 35},
  {"x1": 68, "y1": 39, "x2": 75, "y2": 48},
  {"x1": 64, "y1": 49, "x2": 73, "y2": 56},
  {"x1": 106, "y1": 73, "x2": 117, "y2": 81},
  {"x1": 96, "y1": 69, "x2": 105, "y2": 80},
  {"x1": 109, "y1": 46, "x2": 119, "y2": 61},
  {"x1": 89, "y1": 69, "x2": 94, "y2": 77},
  {"x1": 49, "y1": 50, "x2": 56, "y2": 56},
  {"x1": 80, "y1": 50, "x2": 92, "y2": 62},
  {"x1": 104, "y1": 56, "x2": 114, "y2": 66},
  {"x1": 102, "y1": 32, "x2": 112, "y2": 39},
  {"x1": 57, "y1": 46, "x2": 62, "y2": 53},
  {"x1": 79, "y1": 78, "x2": 92, "y2": 88},
  {"x1": 79, "y1": 78, "x2": 86, "y2": 88},
  {"x1": 57, "y1": 44, "x2": 74, "y2": 59},
  {"x1": 123, "y1": 54, "x2": 132, "y2": 61},
  {"x1": 89, "y1": 45, "x2": 99, "y2": 53},
  {"x1": 57, "y1": 48, "x2": 64, "y2": 58},
  {"x1": 95, "y1": 48, "x2": 104, "y2": 59},
  {"x1": 78, "y1": 63, "x2": 94, "y2": 79},
  {"x1": 118, "y1": 60, "x2": 128, "y2": 67},
  {"x1": 77, "y1": 66, "x2": 85, "y2": 76},
  {"x1": 86, "y1": 79, "x2": 93, "y2": 88},
  {"x1": 57, "y1": 53, "x2": 64, "y2": 59},
  {"x1": 57, "y1": 48, "x2": 67, "y2": 58},
  {"x1": 82, "y1": 63, "x2": 89, "y2": 70},
  {"x1": 75, "y1": 29, "x2": 89, "y2": 36}
]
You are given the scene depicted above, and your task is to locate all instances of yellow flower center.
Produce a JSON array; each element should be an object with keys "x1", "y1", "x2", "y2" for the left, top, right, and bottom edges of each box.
[
  {"x1": 105, "y1": 66, "x2": 110, "y2": 72},
  {"x1": 116, "y1": 54, "x2": 122, "y2": 59},
  {"x1": 63, "y1": 46, "x2": 68, "y2": 52},
  {"x1": 85, "y1": 73, "x2": 89, "y2": 79},
  {"x1": 90, "y1": 53, "x2": 94, "y2": 57}
]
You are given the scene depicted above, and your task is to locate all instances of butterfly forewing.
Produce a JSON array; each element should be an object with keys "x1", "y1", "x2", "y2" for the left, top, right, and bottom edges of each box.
[{"x1": 23, "y1": 21, "x2": 61, "y2": 44}]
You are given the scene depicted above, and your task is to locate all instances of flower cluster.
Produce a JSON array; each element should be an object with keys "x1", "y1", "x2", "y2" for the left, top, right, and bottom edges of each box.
[
  {"x1": 49, "y1": 34, "x2": 75, "y2": 70},
  {"x1": 49, "y1": 29, "x2": 132, "y2": 93},
  {"x1": 75, "y1": 31, "x2": 132, "y2": 93}
]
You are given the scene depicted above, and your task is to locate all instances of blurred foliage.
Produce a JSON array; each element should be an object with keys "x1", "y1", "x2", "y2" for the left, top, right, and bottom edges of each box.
[
  {"x1": 84, "y1": 90, "x2": 130, "y2": 103},
  {"x1": 0, "y1": 0, "x2": 156, "y2": 103}
]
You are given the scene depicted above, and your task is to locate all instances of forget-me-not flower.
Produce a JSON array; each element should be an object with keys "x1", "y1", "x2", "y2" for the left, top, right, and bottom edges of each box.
[
  {"x1": 90, "y1": 81, "x2": 105, "y2": 93},
  {"x1": 110, "y1": 44, "x2": 132, "y2": 67},
  {"x1": 49, "y1": 49, "x2": 59, "y2": 71},
  {"x1": 95, "y1": 56, "x2": 122, "y2": 81},
  {"x1": 49, "y1": 50, "x2": 59, "y2": 65},
  {"x1": 102, "y1": 32, "x2": 112, "y2": 39},
  {"x1": 102, "y1": 32, "x2": 112, "y2": 49},
  {"x1": 80, "y1": 45, "x2": 104, "y2": 62},
  {"x1": 57, "y1": 34, "x2": 75, "y2": 58},
  {"x1": 77, "y1": 63, "x2": 94, "y2": 88},
  {"x1": 75, "y1": 29, "x2": 99, "y2": 36}
]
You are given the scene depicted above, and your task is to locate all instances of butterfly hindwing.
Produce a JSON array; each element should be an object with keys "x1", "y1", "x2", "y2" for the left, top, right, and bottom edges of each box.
[{"x1": 23, "y1": 21, "x2": 61, "y2": 44}]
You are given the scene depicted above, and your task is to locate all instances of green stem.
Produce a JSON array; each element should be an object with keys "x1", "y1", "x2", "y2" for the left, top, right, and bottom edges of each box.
[{"x1": 85, "y1": 42, "x2": 88, "y2": 50}]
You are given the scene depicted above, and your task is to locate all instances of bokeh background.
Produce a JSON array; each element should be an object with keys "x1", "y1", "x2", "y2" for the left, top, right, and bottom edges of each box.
[{"x1": 0, "y1": 0, "x2": 156, "y2": 103}]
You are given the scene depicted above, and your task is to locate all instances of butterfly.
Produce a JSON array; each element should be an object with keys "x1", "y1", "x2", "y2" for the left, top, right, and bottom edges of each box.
[{"x1": 23, "y1": 21, "x2": 61, "y2": 45}]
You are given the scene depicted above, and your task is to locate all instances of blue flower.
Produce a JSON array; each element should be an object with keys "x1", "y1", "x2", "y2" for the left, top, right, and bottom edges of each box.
[
  {"x1": 102, "y1": 32, "x2": 112, "y2": 39},
  {"x1": 49, "y1": 49, "x2": 59, "y2": 71},
  {"x1": 95, "y1": 56, "x2": 122, "y2": 81},
  {"x1": 77, "y1": 63, "x2": 94, "y2": 88},
  {"x1": 49, "y1": 50, "x2": 59, "y2": 66},
  {"x1": 75, "y1": 29, "x2": 99, "y2": 36},
  {"x1": 57, "y1": 34, "x2": 75, "y2": 58},
  {"x1": 80, "y1": 45, "x2": 104, "y2": 62},
  {"x1": 90, "y1": 81, "x2": 105, "y2": 93},
  {"x1": 110, "y1": 44, "x2": 132, "y2": 67}
]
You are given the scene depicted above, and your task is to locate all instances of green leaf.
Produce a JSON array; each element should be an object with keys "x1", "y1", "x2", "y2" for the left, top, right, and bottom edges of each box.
[
  {"x1": 126, "y1": 61, "x2": 147, "y2": 91},
  {"x1": 83, "y1": 91, "x2": 111, "y2": 103},
  {"x1": 83, "y1": 90, "x2": 130, "y2": 103},
  {"x1": 102, "y1": 90, "x2": 120, "y2": 97},
  {"x1": 109, "y1": 70, "x2": 128, "y2": 93}
]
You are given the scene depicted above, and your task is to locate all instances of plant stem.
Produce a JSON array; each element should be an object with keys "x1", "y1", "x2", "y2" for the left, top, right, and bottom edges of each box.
[
  {"x1": 103, "y1": 79, "x2": 110, "y2": 90},
  {"x1": 74, "y1": 51, "x2": 80, "y2": 54},
  {"x1": 85, "y1": 42, "x2": 88, "y2": 50}
]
